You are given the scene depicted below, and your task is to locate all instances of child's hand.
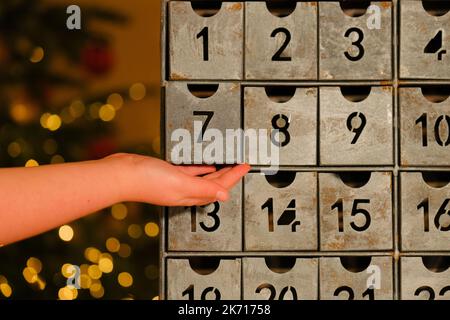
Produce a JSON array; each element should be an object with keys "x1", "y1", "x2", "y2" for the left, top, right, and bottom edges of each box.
[{"x1": 107, "y1": 153, "x2": 251, "y2": 207}]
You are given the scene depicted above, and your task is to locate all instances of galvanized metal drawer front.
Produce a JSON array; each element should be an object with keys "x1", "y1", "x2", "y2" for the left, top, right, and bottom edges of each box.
[
  {"x1": 320, "y1": 256, "x2": 394, "y2": 300},
  {"x1": 320, "y1": 86, "x2": 394, "y2": 165},
  {"x1": 319, "y1": 172, "x2": 393, "y2": 251},
  {"x1": 401, "y1": 256, "x2": 450, "y2": 300},
  {"x1": 319, "y1": 1, "x2": 392, "y2": 80},
  {"x1": 244, "y1": 172, "x2": 318, "y2": 251},
  {"x1": 165, "y1": 82, "x2": 241, "y2": 164},
  {"x1": 400, "y1": 87, "x2": 450, "y2": 166},
  {"x1": 168, "y1": 183, "x2": 242, "y2": 251},
  {"x1": 401, "y1": 172, "x2": 450, "y2": 251},
  {"x1": 169, "y1": 1, "x2": 243, "y2": 80},
  {"x1": 245, "y1": 1, "x2": 317, "y2": 80},
  {"x1": 400, "y1": 0, "x2": 450, "y2": 79},
  {"x1": 167, "y1": 258, "x2": 241, "y2": 299},
  {"x1": 244, "y1": 86, "x2": 317, "y2": 166},
  {"x1": 242, "y1": 257, "x2": 318, "y2": 300}
]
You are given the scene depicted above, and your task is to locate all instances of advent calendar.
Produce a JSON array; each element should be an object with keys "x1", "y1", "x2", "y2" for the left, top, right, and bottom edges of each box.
[{"x1": 160, "y1": 0, "x2": 450, "y2": 300}]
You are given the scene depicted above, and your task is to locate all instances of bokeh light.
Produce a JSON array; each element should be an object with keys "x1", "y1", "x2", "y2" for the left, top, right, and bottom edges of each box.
[
  {"x1": 30, "y1": 46, "x2": 44, "y2": 63},
  {"x1": 99, "y1": 104, "x2": 116, "y2": 122},
  {"x1": 129, "y1": 83, "x2": 146, "y2": 101},
  {"x1": 111, "y1": 203, "x2": 127, "y2": 220},
  {"x1": 58, "y1": 225, "x2": 74, "y2": 242},
  {"x1": 145, "y1": 222, "x2": 159, "y2": 238},
  {"x1": 117, "y1": 272, "x2": 133, "y2": 287},
  {"x1": 25, "y1": 159, "x2": 39, "y2": 167}
]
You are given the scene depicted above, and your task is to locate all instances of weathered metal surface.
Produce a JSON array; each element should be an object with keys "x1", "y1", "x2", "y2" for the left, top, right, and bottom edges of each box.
[
  {"x1": 169, "y1": 1, "x2": 243, "y2": 80},
  {"x1": 400, "y1": 87, "x2": 450, "y2": 166},
  {"x1": 400, "y1": 1, "x2": 450, "y2": 79},
  {"x1": 245, "y1": 2, "x2": 317, "y2": 80},
  {"x1": 320, "y1": 86, "x2": 394, "y2": 165},
  {"x1": 167, "y1": 258, "x2": 241, "y2": 299},
  {"x1": 168, "y1": 183, "x2": 242, "y2": 251},
  {"x1": 319, "y1": 172, "x2": 393, "y2": 251},
  {"x1": 401, "y1": 256, "x2": 450, "y2": 300},
  {"x1": 242, "y1": 257, "x2": 318, "y2": 300},
  {"x1": 319, "y1": 1, "x2": 392, "y2": 80},
  {"x1": 165, "y1": 81, "x2": 241, "y2": 164},
  {"x1": 400, "y1": 172, "x2": 450, "y2": 251},
  {"x1": 244, "y1": 87, "x2": 317, "y2": 166},
  {"x1": 320, "y1": 256, "x2": 394, "y2": 300},
  {"x1": 244, "y1": 172, "x2": 318, "y2": 251}
]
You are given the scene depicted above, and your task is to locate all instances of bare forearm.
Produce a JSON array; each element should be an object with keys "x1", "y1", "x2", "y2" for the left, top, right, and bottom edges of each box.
[
  {"x1": 0, "y1": 157, "x2": 125, "y2": 245},
  {"x1": 0, "y1": 153, "x2": 249, "y2": 246}
]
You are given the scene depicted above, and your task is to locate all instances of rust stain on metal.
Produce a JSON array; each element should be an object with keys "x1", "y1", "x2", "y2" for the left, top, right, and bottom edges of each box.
[
  {"x1": 381, "y1": 2, "x2": 391, "y2": 9},
  {"x1": 228, "y1": 3, "x2": 242, "y2": 11},
  {"x1": 170, "y1": 72, "x2": 188, "y2": 80}
]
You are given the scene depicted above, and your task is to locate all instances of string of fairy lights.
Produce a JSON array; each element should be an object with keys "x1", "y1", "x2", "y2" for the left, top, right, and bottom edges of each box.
[{"x1": 0, "y1": 44, "x2": 161, "y2": 300}]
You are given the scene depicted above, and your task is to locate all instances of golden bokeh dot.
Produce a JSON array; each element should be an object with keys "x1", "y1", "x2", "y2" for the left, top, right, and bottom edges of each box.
[
  {"x1": 7, "y1": 141, "x2": 21, "y2": 158},
  {"x1": 80, "y1": 274, "x2": 92, "y2": 289},
  {"x1": 58, "y1": 286, "x2": 78, "y2": 300},
  {"x1": 111, "y1": 203, "x2": 127, "y2": 220},
  {"x1": 107, "y1": 93, "x2": 124, "y2": 110},
  {"x1": 58, "y1": 225, "x2": 74, "y2": 242},
  {"x1": 25, "y1": 159, "x2": 39, "y2": 167},
  {"x1": 10, "y1": 103, "x2": 33, "y2": 124},
  {"x1": 117, "y1": 272, "x2": 133, "y2": 288},
  {"x1": 118, "y1": 244, "x2": 131, "y2": 258},
  {"x1": 51, "y1": 154, "x2": 65, "y2": 164},
  {"x1": 99, "y1": 104, "x2": 116, "y2": 122},
  {"x1": 46, "y1": 114, "x2": 62, "y2": 131},
  {"x1": 30, "y1": 46, "x2": 44, "y2": 63},
  {"x1": 127, "y1": 224, "x2": 143, "y2": 239},
  {"x1": 87, "y1": 265, "x2": 102, "y2": 280},
  {"x1": 84, "y1": 247, "x2": 101, "y2": 263},
  {"x1": 129, "y1": 83, "x2": 146, "y2": 101},
  {"x1": 0, "y1": 275, "x2": 7, "y2": 284},
  {"x1": 22, "y1": 267, "x2": 38, "y2": 283},
  {"x1": 106, "y1": 237, "x2": 120, "y2": 253},
  {"x1": 98, "y1": 257, "x2": 114, "y2": 274},
  {"x1": 144, "y1": 222, "x2": 159, "y2": 238},
  {"x1": 89, "y1": 283, "x2": 104, "y2": 299},
  {"x1": 0, "y1": 283, "x2": 12, "y2": 298},
  {"x1": 80, "y1": 264, "x2": 89, "y2": 275},
  {"x1": 27, "y1": 257, "x2": 42, "y2": 273},
  {"x1": 40, "y1": 113, "x2": 50, "y2": 128},
  {"x1": 152, "y1": 296, "x2": 160, "y2": 300},
  {"x1": 61, "y1": 263, "x2": 74, "y2": 278},
  {"x1": 69, "y1": 100, "x2": 85, "y2": 118}
]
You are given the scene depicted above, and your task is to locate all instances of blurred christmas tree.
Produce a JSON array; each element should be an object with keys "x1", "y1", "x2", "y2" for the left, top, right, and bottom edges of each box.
[{"x1": 0, "y1": 0, "x2": 160, "y2": 300}]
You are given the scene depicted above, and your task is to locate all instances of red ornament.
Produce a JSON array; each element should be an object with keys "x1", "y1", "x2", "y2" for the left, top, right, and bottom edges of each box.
[{"x1": 81, "y1": 42, "x2": 114, "y2": 76}]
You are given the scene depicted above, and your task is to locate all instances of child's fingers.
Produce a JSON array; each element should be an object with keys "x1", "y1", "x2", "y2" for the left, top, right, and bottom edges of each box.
[
  {"x1": 184, "y1": 176, "x2": 230, "y2": 202},
  {"x1": 203, "y1": 166, "x2": 233, "y2": 180},
  {"x1": 213, "y1": 164, "x2": 251, "y2": 189},
  {"x1": 176, "y1": 165, "x2": 217, "y2": 176}
]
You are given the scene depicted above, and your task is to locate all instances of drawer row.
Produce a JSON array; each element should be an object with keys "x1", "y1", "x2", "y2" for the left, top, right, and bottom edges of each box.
[
  {"x1": 165, "y1": 83, "x2": 450, "y2": 166},
  {"x1": 167, "y1": 1, "x2": 450, "y2": 80},
  {"x1": 166, "y1": 256, "x2": 450, "y2": 300},
  {"x1": 168, "y1": 171, "x2": 450, "y2": 251}
]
